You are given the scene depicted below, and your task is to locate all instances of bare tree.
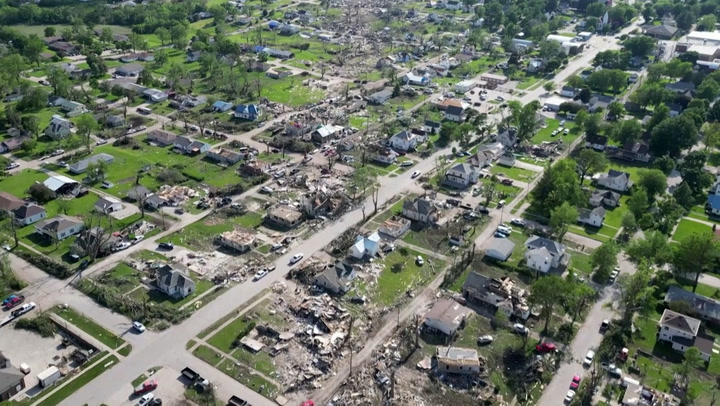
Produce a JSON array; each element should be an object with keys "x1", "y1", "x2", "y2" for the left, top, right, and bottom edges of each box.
[
  {"x1": 360, "y1": 204, "x2": 367, "y2": 223},
  {"x1": 77, "y1": 211, "x2": 114, "y2": 262}
]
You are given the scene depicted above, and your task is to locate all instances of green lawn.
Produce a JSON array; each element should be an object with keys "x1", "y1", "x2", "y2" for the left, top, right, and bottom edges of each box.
[
  {"x1": 531, "y1": 119, "x2": 578, "y2": 145},
  {"x1": 100, "y1": 263, "x2": 143, "y2": 294},
  {"x1": 602, "y1": 195, "x2": 630, "y2": 229},
  {"x1": 10, "y1": 24, "x2": 131, "y2": 36},
  {"x1": 568, "y1": 224, "x2": 616, "y2": 242},
  {"x1": 52, "y1": 306, "x2": 126, "y2": 349},
  {"x1": 193, "y1": 344, "x2": 224, "y2": 367},
  {"x1": 569, "y1": 252, "x2": 594, "y2": 275},
  {"x1": 35, "y1": 354, "x2": 118, "y2": 406},
  {"x1": 672, "y1": 218, "x2": 713, "y2": 242},
  {"x1": 207, "y1": 315, "x2": 253, "y2": 353},
  {"x1": 369, "y1": 247, "x2": 446, "y2": 306},
  {"x1": 0, "y1": 169, "x2": 48, "y2": 198},
  {"x1": 131, "y1": 275, "x2": 214, "y2": 309},
  {"x1": 216, "y1": 358, "x2": 279, "y2": 398},
  {"x1": 489, "y1": 164, "x2": 538, "y2": 183},
  {"x1": 232, "y1": 347, "x2": 276, "y2": 376},
  {"x1": 161, "y1": 211, "x2": 264, "y2": 251},
  {"x1": 686, "y1": 205, "x2": 720, "y2": 224}
]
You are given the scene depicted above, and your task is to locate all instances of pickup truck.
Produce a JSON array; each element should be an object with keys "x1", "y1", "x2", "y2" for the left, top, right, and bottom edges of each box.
[
  {"x1": 227, "y1": 396, "x2": 250, "y2": 406},
  {"x1": 181, "y1": 367, "x2": 209, "y2": 388},
  {"x1": 4, "y1": 295, "x2": 25, "y2": 309},
  {"x1": 133, "y1": 380, "x2": 158, "y2": 396}
]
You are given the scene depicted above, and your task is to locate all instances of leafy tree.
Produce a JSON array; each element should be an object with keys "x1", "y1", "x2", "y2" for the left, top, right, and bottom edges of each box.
[
  {"x1": 591, "y1": 240, "x2": 619, "y2": 282},
  {"x1": 631, "y1": 83, "x2": 672, "y2": 109},
  {"x1": 621, "y1": 212, "x2": 638, "y2": 236},
  {"x1": 586, "y1": 69, "x2": 627, "y2": 94},
  {"x1": 566, "y1": 282, "x2": 597, "y2": 323},
  {"x1": 637, "y1": 169, "x2": 667, "y2": 199},
  {"x1": 627, "y1": 187, "x2": 649, "y2": 218},
  {"x1": 651, "y1": 155, "x2": 675, "y2": 174},
  {"x1": 170, "y1": 25, "x2": 188, "y2": 49},
  {"x1": 21, "y1": 138, "x2": 37, "y2": 153},
  {"x1": 650, "y1": 115, "x2": 697, "y2": 158},
  {"x1": 607, "y1": 101, "x2": 625, "y2": 119},
  {"x1": 578, "y1": 87, "x2": 592, "y2": 103},
  {"x1": 529, "y1": 275, "x2": 569, "y2": 332},
  {"x1": 76, "y1": 114, "x2": 99, "y2": 154},
  {"x1": 550, "y1": 201, "x2": 578, "y2": 240},
  {"x1": 574, "y1": 109, "x2": 589, "y2": 132},
  {"x1": 674, "y1": 347, "x2": 704, "y2": 390},
  {"x1": 698, "y1": 14, "x2": 718, "y2": 31},
  {"x1": 701, "y1": 122, "x2": 720, "y2": 150},
  {"x1": 626, "y1": 230, "x2": 671, "y2": 266},
  {"x1": 622, "y1": 36, "x2": 657, "y2": 56},
  {"x1": 672, "y1": 182, "x2": 696, "y2": 211},
  {"x1": 20, "y1": 115, "x2": 40, "y2": 138},
  {"x1": 679, "y1": 151, "x2": 712, "y2": 195},
  {"x1": 543, "y1": 81, "x2": 555, "y2": 94},
  {"x1": 44, "y1": 26, "x2": 56, "y2": 37},
  {"x1": 22, "y1": 35, "x2": 45, "y2": 67},
  {"x1": 678, "y1": 51, "x2": 700, "y2": 65},
  {"x1": 27, "y1": 183, "x2": 54, "y2": 204},
  {"x1": 708, "y1": 102, "x2": 720, "y2": 122},
  {"x1": 16, "y1": 87, "x2": 48, "y2": 112},
  {"x1": 617, "y1": 261, "x2": 656, "y2": 327},
  {"x1": 584, "y1": 113, "x2": 604, "y2": 137},
  {"x1": 697, "y1": 79, "x2": 720, "y2": 101},
  {"x1": 47, "y1": 67, "x2": 72, "y2": 98},
  {"x1": 0, "y1": 54, "x2": 28, "y2": 87},
  {"x1": 532, "y1": 159, "x2": 584, "y2": 216},
  {"x1": 593, "y1": 50, "x2": 630, "y2": 70},
  {"x1": 576, "y1": 148, "x2": 608, "y2": 185},
  {"x1": 507, "y1": 100, "x2": 542, "y2": 142},
  {"x1": 609, "y1": 119, "x2": 642, "y2": 145},
  {"x1": 673, "y1": 232, "x2": 720, "y2": 293}
]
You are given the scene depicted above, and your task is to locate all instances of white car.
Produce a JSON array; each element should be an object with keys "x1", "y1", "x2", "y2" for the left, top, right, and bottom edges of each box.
[
  {"x1": 564, "y1": 390, "x2": 576, "y2": 403},
  {"x1": 416, "y1": 255, "x2": 424, "y2": 266},
  {"x1": 564, "y1": 128, "x2": 570, "y2": 135},
  {"x1": 290, "y1": 253, "x2": 304, "y2": 264},
  {"x1": 132, "y1": 235, "x2": 144, "y2": 244},
  {"x1": 5, "y1": 162, "x2": 19, "y2": 170},
  {"x1": 497, "y1": 225, "x2": 512, "y2": 235},
  {"x1": 477, "y1": 335, "x2": 494, "y2": 344},
  {"x1": 137, "y1": 393, "x2": 154, "y2": 406},
  {"x1": 510, "y1": 218, "x2": 525, "y2": 227},
  {"x1": 11, "y1": 302, "x2": 36, "y2": 317},
  {"x1": 132, "y1": 321, "x2": 146, "y2": 333},
  {"x1": 583, "y1": 350, "x2": 595, "y2": 366},
  {"x1": 513, "y1": 323, "x2": 529, "y2": 335},
  {"x1": 116, "y1": 242, "x2": 132, "y2": 251},
  {"x1": 411, "y1": 170, "x2": 421, "y2": 178},
  {"x1": 253, "y1": 270, "x2": 268, "y2": 281},
  {"x1": 400, "y1": 161, "x2": 414, "y2": 167},
  {"x1": 559, "y1": 120, "x2": 566, "y2": 126},
  {"x1": 608, "y1": 270, "x2": 619, "y2": 282}
]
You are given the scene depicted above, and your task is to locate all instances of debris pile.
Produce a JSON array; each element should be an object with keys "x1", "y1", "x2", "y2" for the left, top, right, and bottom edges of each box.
[{"x1": 157, "y1": 185, "x2": 199, "y2": 205}]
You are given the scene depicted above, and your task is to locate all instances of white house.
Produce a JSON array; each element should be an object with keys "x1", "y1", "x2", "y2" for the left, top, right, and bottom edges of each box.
[
  {"x1": 378, "y1": 217, "x2": 411, "y2": 238},
  {"x1": 497, "y1": 128, "x2": 518, "y2": 148},
  {"x1": 402, "y1": 72, "x2": 430, "y2": 86},
  {"x1": 585, "y1": 134, "x2": 609, "y2": 151},
  {"x1": 444, "y1": 105, "x2": 466, "y2": 122},
  {"x1": 156, "y1": 264, "x2": 196, "y2": 299},
  {"x1": 94, "y1": 196, "x2": 123, "y2": 214},
  {"x1": 45, "y1": 115, "x2": 72, "y2": 140},
  {"x1": 455, "y1": 80, "x2": 476, "y2": 93},
  {"x1": 388, "y1": 130, "x2": 419, "y2": 151},
  {"x1": 12, "y1": 203, "x2": 47, "y2": 226},
  {"x1": 524, "y1": 236, "x2": 567, "y2": 274},
  {"x1": 368, "y1": 88, "x2": 393, "y2": 104},
  {"x1": 444, "y1": 0, "x2": 463, "y2": 10},
  {"x1": 658, "y1": 309, "x2": 714, "y2": 362},
  {"x1": 369, "y1": 145, "x2": 397, "y2": 164},
  {"x1": 349, "y1": 231, "x2": 381, "y2": 259},
  {"x1": 596, "y1": 170, "x2": 632, "y2": 192},
  {"x1": 402, "y1": 197, "x2": 437, "y2": 223},
  {"x1": 60, "y1": 100, "x2": 87, "y2": 117},
  {"x1": 560, "y1": 86, "x2": 578, "y2": 98},
  {"x1": 423, "y1": 298, "x2": 466, "y2": 336},
  {"x1": 577, "y1": 207, "x2": 605, "y2": 227},
  {"x1": 35, "y1": 215, "x2": 83, "y2": 241},
  {"x1": 443, "y1": 163, "x2": 479, "y2": 188}
]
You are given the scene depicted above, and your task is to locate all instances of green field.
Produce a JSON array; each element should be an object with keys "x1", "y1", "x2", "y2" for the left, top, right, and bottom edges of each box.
[
  {"x1": 490, "y1": 164, "x2": 538, "y2": 183},
  {"x1": 35, "y1": 354, "x2": 118, "y2": 406},
  {"x1": 531, "y1": 119, "x2": 579, "y2": 145},
  {"x1": 160, "y1": 211, "x2": 263, "y2": 251},
  {"x1": 9, "y1": 24, "x2": 132, "y2": 36},
  {"x1": 672, "y1": 218, "x2": 713, "y2": 242},
  {"x1": 207, "y1": 315, "x2": 254, "y2": 353}
]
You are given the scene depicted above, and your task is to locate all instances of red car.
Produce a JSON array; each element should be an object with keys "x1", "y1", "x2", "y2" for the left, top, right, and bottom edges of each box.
[
  {"x1": 4, "y1": 295, "x2": 25, "y2": 309},
  {"x1": 133, "y1": 380, "x2": 158, "y2": 396},
  {"x1": 570, "y1": 375, "x2": 581, "y2": 390},
  {"x1": 535, "y1": 342, "x2": 556, "y2": 353}
]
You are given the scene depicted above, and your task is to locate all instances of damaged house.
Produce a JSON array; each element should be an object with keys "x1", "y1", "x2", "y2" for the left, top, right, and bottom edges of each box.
[
  {"x1": 300, "y1": 191, "x2": 348, "y2": 219},
  {"x1": 423, "y1": 298, "x2": 467, "y2": 336},
  {"x1": 461, "y1": 272, "x2": 531, "y2": 320},
  {"x1": 265, "y1": 203, "x2": 304, "y2": 228},
  {"x1": 436, "y1": 347, "x2": 482, "y2": 375},
  {"x1": 313, "y1": 260, "x2": 356, "y2": 294},
  {"x1": 217, "y1": 230, "x2": 256, "y2": 252}
]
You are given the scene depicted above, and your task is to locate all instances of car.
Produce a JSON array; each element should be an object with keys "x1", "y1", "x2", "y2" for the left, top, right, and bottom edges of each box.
[
  {"x1": 136, "y1": 125, "x2": 147, "y2": 132},
  {"x1": 260, "y1": 186, "x2": 275, "y2": 194},
  {"x1": 583, "y1": 350, "x2": 595, "y2": 366},
  {"x1": 476, "y1": 205, "x2": 490, "y2": 214},
  {"x1": 101, "y1": 180, "x2": 115, "y2": 189},
  {"x1": 253, "y1": 270, "x2": 268, "y2": 281},
  {"x1": 4, "y1": 296, "x2": 25, "y2": 309},
  {"x1": 174, "y1": 208, "x2": 185, "y2": 215},
  {"x1": 513, "y1": 323, "x2": 529, "y2": 335},
  {"x1": 497, "y1": 225, "x2": 512, "y2": 235},
  {"x1": 411, "y1": 170, "x2": 421, "y2": 178},
  {"x1": 500, "y1": 179, "x2": 514, "y2": 185},
  {"x1": 459, "y1": 203, "x2": 473, "y2": 210},
  {"x1": 510, "y1": 218, "x2": 525, "y2": 227},
  {"x1": 494, "y1": 231, "x2": 508, "y2": 238},
  {"x1": 474, "y1": 102, "x2": 482, "y2": 106},
  {"x1": 2, "y1": 295, "x2": 17, "y2": 306},
  {"x1": 608, "y1": 270, "x2": 619, "y2": 282},
  {"x1": 158, "y1": 242, "x2": 174, "y2": 250},
  {"x1": 496, "y1": 96, "x2": 505, "y2": 101},
  {"x1": 132, "y1": 235, "x2": 144, "y2": 244},
  {"x1": 96, "y1": 139, "x2": 108, "y2": 145},
  {"x1": 116, "y1": 242, "x2": 132, "y2": 251},
  {"x1": 133, "y1": 380, "x2": 158, "y2": 396},
  {"x1": 564, "y1": 390, "x2": 576, "y2": 403},
  {"x1": 559, "y1": 120, "x2": 566, "y2": 126},
  {"x1": 535, "y1": 342, "x2": 556, "y2": 353},
  {"x1": 11, "y1": 302, "x2": 35, "y2": 318},
  {"x1": 399, "y1": 160, "x2": 414, "y2": 167},
  {"x1": 416, "y1": 255, "x2": 424, "y2": 266},
  {"x1": 477, "y1": 335, "x2": 494, "y2": 345},
  {"x1": 570, "y1": 375, "x2": 581, "y2": 389},
  {"x1": 446, "y1": 198, "x2": 460, "y2": 206},
  {"x1": 290, "y1": 253, "x2": 304, "y2": 264},
  {"x1": 5, "y1": 162, "x2": 19, "y2": 170},
  {"x1": 137, "y1": 393, "x2": 154, "y2": 406},
  {"x1": 39, "y1": 80, "x2": 50, "y2": 86},
  {"x1": 600, "y1": 319, "x2": 610, "y2": 332},
  {"x1": 564, "y1": 128, "x2": 570, "y2": 135},
  {"x1": 463, "y1": 96, "x2": 472, "y2": 102},
  {"x1": 133, "y1": 321, "x2": 146, "y2": 333},
  {"x1": 497, "y1": 200, "x2": 506, "y2": 208}
]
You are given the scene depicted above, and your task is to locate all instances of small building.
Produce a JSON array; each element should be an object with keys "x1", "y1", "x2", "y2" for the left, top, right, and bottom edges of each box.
[
  {"x1": 146, "y1": 194, "x2": 167, "y2": 210},
  {"x1": 349, "y1": 231, "x2": 381, "y2": 259},
  {"x1": 45, "y1": 115, "x2": 72, "y2": 140},
  {"x1": 186, "y1": 50, "x2": 203, "y2": 62},
  {"x1": 435, "y1": 347, "x2": 480, "y2": 375},
  {"x1": 542, "y1": 96, "x2": 566, "y2": 112},
  {"x1": 378, "y1": 217, "x2": 411, "y2": 238},
  {"x1": 35, "y1": 215, "x2": 83, "y2": 241},
  {"x1": 560, "y1": 86, "x2": 578, "y2": 98},
  {"x1": 313, "y1": 261, "x2": 356, "y2": 294},
  {"x1": 218, "y1": 230, "x2": 256, "y2": 252},
  {"x1": 368, "y1": 88, "x2": 393, "y2": 104},
  {"x1": 368, "y1": 145, "x2": 397, "y2": 164},
  {"x1": 212, "y1": 101, "x2": 235, "y2": 112},
  {"x1": 524, "y1": 235, "x2": 568, "y2": 274},
  {"x1": 686, "y1": 30, "x2": 720, "y2": 45},
  {"x1": 455, "y1": 80, "x2": 476, "y2": 93},
  {"x1": 11, "y1": 203, "x2": 46, "y2": 226},
  {"x1": 265, "y1": 204, "x2": 304, "y2": 228},
  {"x1": 443, "y1": 163, "x2": 479, "y2": 188},
  {"x1": 444, "y1": 105, "x2": 466, "y2": 122},
  {"x1": 402, "y1": 197, "x2": 437, "y2": 224},
  {"x1": 423, "y1": 120, "x2": 442, "y2": 134},
  {"x1": 43, "y1": 175, "x2": 80, "y2": 196},
  {"x1": 60, "y1": 100, "x2": 87, "y2": 117},
  {"x1": 596, "y1": 170, "x2": 632, "y2": 192},
  {"x1": 402, "y1": 72, "x2": 430, "y2": 86},
  {"x1": 115, "y1": 63, "x2": 144, "y2": 77},
  {"x1": 665, "y1": 81, "x2": 696, "y2": 95},
  {"x1": 485, "y1": 238, "x2": 516, "y2": 261},
  {"x1": 234, "y1": 104, "x2": 261, "y2": 121},
  {"x1": 207, "y1": 148, "x2": 244, "y2": 165},
  {"x1": 0, "y1": 192, "x2": 24, "y2": 213},
  {"x1": 69, "y1": 153, "x2": 114, "y2": 174},
  {"x1": 48, "y1": 41, "x2": 78, "y2": 56},
  {"x1": 585, "y1": 134, "x2": 608, "y2": 151},
  {"x1": 497, "y1": 154, "x2": 516, "y2": 167},
  {"x1": 423, "y1": 298, "x2": 467, "y2": 336},
  {"x1": 589, "y1": 189, "x2": 621, "y2": 208},
  {"x1": 311, "y1": 124, "x2": 343, "y2": 143},
  {"x1": 664, "y1": 285, "x2": 720, "y2": 325},
  {"x1": 173, "y1": 137, "x2": 211, "y2": 155},
  {"x1": 0, "y1": 138, "x2": 24, "y2": 153},
  {"x1": 156, "y1": 264, "x2": 196, "y2": 299},
  {"x1": 94, "y1": 196, "x2": 123, "y2": 214},
  {"x1": 479, "y1": 73, "x2": 508, "y2": 89},
  {"x1": 147, "y1": 130, "x2": 177, "y2": 146},
  {"x1": 127, "y1": 185, "x2": 151, "y2": 202},
  {"x1": 462, "y1": 273, "x2": 531, "y2": 320},
  {"x1": 641, "y1": 24, "x2": 678, "y2": 40},
  {"x1": 0, "y1": 353, "x2": 26, "y2": 401},
  {"x1": 657, "y1": 309, "x2": 714, "y2": 362},
  {"x1": 578, "y1": 207, "x2": 606, "y2": 227},
  {"x1": 262, "y1": 47, "x2": 294, "y2": 59}
]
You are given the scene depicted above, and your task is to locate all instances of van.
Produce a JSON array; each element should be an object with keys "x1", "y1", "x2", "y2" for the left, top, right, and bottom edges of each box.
[
  {"x1": 497, "y1": 225, "x2": 512, "y2": 235},
  {"x1": 137, "y1": 107, "x2": 152, "y2": 115}
]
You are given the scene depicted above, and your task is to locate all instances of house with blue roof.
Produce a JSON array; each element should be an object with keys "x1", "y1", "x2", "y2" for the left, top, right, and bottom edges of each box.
[
  {"x1": 349, "y1": 231, "x2": 381, "y2": 259},
  {"x1": 212, "y1": 100, "x2": 234, "y2": 112},
  {"x1": 706, "y1": 194, "x2": 720, "y2": 216},
  {"x1": 234, "y1": 104, "x2": 261, "y2": 121}
]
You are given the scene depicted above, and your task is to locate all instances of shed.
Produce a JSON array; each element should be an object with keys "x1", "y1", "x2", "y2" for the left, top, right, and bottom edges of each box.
[{"x1": 485, "y1": 238, "x2": 516, "y2": 261}]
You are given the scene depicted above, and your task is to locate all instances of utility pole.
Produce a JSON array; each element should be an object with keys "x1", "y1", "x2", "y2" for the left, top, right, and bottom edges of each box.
[{"x1": 349, "y1": 350, "x2": 353, "y2": 376}]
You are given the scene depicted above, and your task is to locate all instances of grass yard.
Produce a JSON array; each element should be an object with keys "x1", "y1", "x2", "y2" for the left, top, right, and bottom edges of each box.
[
  {"x1": 132, "y1": 250, "x2": 167, "y2": 262},
  {"x1": 52, "y1": 306, "x2": 126, "y2": 349},
  {"x1": 131, "y1": 275, "x2": 213, "y2": 309},
  {"x1": 569, "y1": 252, "x2": 594, "y2": 275},
  {"x1": 370, "y1": 247, "x2": 447, "y2": 306},
  {"x1": 232, "y1": 347, "x2": 276, "y2": 376},
  {"x1": 686, "y1": 205, "x2": 720, "y2": 224},
  {"x1": 160, "y1": 211, "x2": 263, "y2": 251},
  {"x1": 35, "y1": 354, "x2": 118, "y2": 406},
  {"x1": 207, "y1": 315, "x2": 254, "y2": 353},
  {"x1": 216, "y1": 358, "x2": 279, "y2": 398},
  {"x1": 490, "y1": 164, "x2": 538, "y2": 183},
  {"x1": 602, "y1": 195, "x2": 630, "y2": 229},
  {"x1": 10, "y1": 24, "x2": 131, "y2": 36},
  {"x1": 672, "y1": 218, "x2": 713, "y2": 242},
  {"x1": 606, "y1": 159, "x2": 651, "y2": 181},
  {"x1": 531, "y1": 119, "x2": 579, "y2": 145},
  {"x1": 568, "y1": 224, "x2": 616, "y2": 242},
  {"x1": 193, "y1": 344, "x2": 224, "y2": 367},
  {"x1": 98, "y1": 263, "x2": 143, "y2": 294},
  {"x1": 0, "y1": 169, "x2": 48, "y2": 198}
]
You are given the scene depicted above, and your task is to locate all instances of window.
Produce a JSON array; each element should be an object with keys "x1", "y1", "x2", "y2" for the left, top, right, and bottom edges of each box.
[{"x1": 446, "y1": 365, "x2": 449, "y2": 370}]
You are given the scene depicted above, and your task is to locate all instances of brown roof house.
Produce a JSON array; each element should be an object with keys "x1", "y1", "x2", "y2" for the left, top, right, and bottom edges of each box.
[
  {"x1": 0, "y1": 353, "x2": 25, "y2": 401},
  {"x1": 12, "y1": 203, "x2": 47, "y2": 226},
  {"x1": 0, "y1": 192, "x2": 24, "y2": 213},
  {"x1": 423, "y1": 298, "x2": 467, "y2": 336},
  {"x1": 146, "y1": 130, "x2": 177, "y2": 147},
  {"x1": 156, "y1": 264, "x2": 196, "y2": 299},
  {"x1": 34, "y1": 215, "x2": 83, "y2": 241}
]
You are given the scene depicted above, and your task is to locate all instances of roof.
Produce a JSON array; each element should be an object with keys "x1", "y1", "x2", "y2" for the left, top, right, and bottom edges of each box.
[
  {"x1": 446, "y1": 105, "x2": 465, "y2": 116},
  {"x1": 586, "y1": 134, "x2": 609, "y2": 145},
  {"x1": 268, "y1": 204, "x2": 303, "y2": 222},
  {"x1": 127, "y1": 185, "x2": 151, "y2": 200},
  {"x1": 403, "y1": 197, "x2": 436, "y2": 216},
  {"x1": 146, "y1": 194, "x2": 166, "y2": 206},
  {"x1": 235, "y1": 104, "x2": 260, "y2": 115},
  {"x1": 591, "y1": 189, "x2": 621, "y2": 203},
  {"x1": 220, "y1": 230, "x2": 256, "y2": 246},
  {"x1": 424, "y1": 298, "x2": 466, "y2": 332},
  {"x1": 212, "y1": 100, "x2": 234, "y2": 110},
  {"x1": 579, "y1": 206, "x2": 606, "y2": 220},
  {"x1": 352, "y1": 232, "x2": 381, "y2": 254},
  {"x1": 435, "y1": 346, "x2": 479, "y2": 366},
  {"x1": 687, "y1": 31, "x2": 720, "y2": 42},
  {"x1": 43, "y1": 175, "x2": 78, "y2": 192},
  {"x1": 36, "y1": 215, "x2": 83, "y2": 233},
  {"x1": 693, "y1": 334, "x2": 715, "y2": 355},
  {"x1": 606, "y1": 169, "x2": 630, "y2": 180},
  {"x1": 209, "y1": 148, "x2": 242, "y2": 161},
  {"x1": 480, "y1": 73, "x2": 508, "y2": 81},
  {"x1": 449, "y1": 163, "x2": 475, "y2": 175},
  {"x1": 0, "y1": 357, "x2": 24, "y2": 393},
  {"x1": 525, "y1": 235, "x2": 564, "y2": 255},
  {"x1": 318, "y1": 260, "x2": 355, "y2": 288},
  {"x1": 157, "y1": 264, "x2": 194, "y2": 290},
  {"x1": 370, "y1": 88, "x2": 393, "y2": 98},
  {"x1": 116, "y1": 63, "x2": 144, "y2": 74},
  {"x1": 486, "y1": 238, "x2": 516, "y2": 259},
  {"x1": 659, "y1": 309, "x2": 700, "y2": 336},
  {"x1": 561, "y1": 86, "x2": 577, "y2": 93},
  {"x1": 665, "y1": 285, "x2": 720, "y2": 321},
  {"x1": 69, "y1": 153, "x2": 114, "y2": 173},
  {"x1": 424, "y1": 120, "x2": 441, "y2": 128},
  {"x1": 0, "y1": 192, "x2": 25, "y2": 212},
  {"x1": 174, "y1": 136, "x2": 193, "y2": 148},
  {"x1": 95, "y1": 196, "x2": 121, "y2": 209},
  {"x1": 147, "y1": 130, "x2": 177, "y2": 143},
  {"x1": 391, "y1": 130, "x2": 415, "y2": 142},
  {"x1": 665, "y1": 81, "x2": 696, "y2": 92},
  {"x1": 462, "y1": 271, "x2": 490, "y2": 292},
  {"x1": 642, "y1": 24, "x2": 678, "y2": 37},
  {"x1": 13, "y1": 203, "x2": 45, "y2": 219}
]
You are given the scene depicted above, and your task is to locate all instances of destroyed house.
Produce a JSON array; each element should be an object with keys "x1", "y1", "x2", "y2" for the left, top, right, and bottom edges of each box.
[
  {"x1": 218, "y1": 230, "x2": 256, "y2": 252},
  {"x1": 313, "y1": 261, "x2": 356, "y2": 294},
  {"x1": 462, "y1": 272, "x2": 530, "y2": 320},
  {"x1": 265, "y1": 204, "x2": 303, "y2": 228},
  {"x1": 436, "y1": 347, "x2": 481, "y2": 375}
]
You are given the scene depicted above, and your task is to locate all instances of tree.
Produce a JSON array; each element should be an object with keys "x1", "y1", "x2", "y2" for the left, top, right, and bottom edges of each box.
[
  {"x1": 673, "y1": 347, "x2": 704, "y2": 391},
  {"x1": 550, "y1": 202, "x2": 578, "y2": 240},
  {"x1": 650, "y1": 115, "x2": 697, "y2": 158},
  {"x1": 673, "y1": 232, "x2": 720, "y2": 293},
  {"x1": 621, "y1": 212, "x2": 638, "y2": 236},
  {"x1": 702, "y1": 122, "x2": 720, "y2": 150},
  {"x1": 622, "y1": 36, "x2": 657, "y2": 56},
  {"x1": 22, "y1": 35, "x2": 45, "y2": 67},
  {"x1": 607, "y1": 101, "x2": 625, "y2": 119},
  {"x1": 44, "y1": 26, "x2": 56, "y2": 37},
  {"x1": 350, "y1": 167, "x2": 374, "y2": 200},
  {"x1": 170, "y1": 25, "x2": 188, "y2": 49},
  {"x1": 27, "y1": 183, "x2": 54, "y2": 204},
  {"x1": 609, "y1": 119, "x2": 642, "y2": 145},
  {"x1": 543, "y1": 81, "x2": 555, "y2": 94},
  {"x1": 574, "y1": 109, "x2": 589, "y2": 132},
  {"x1": 76, "y1": 114, "x2": 99, "y2": 154},
  {"x1": 673, "y1": 182, "x2": 696, "y2": 211},
  {"x1": 584, "y1": 113, "x2": 604, "y2": 137},
  {"x1": 625, "y1": 230, "x2": 672, "y2": 267},
  {"x1": 576, "y1": 149, "x2": 608, "y2": 185},
  {"x1": 507, "y1": 100, "x2": 542, "y2": 142},
  {"x1": 697, "y1": 79, "x2": 720, "y2": 101},
  {"x1": 617, "y1": 261, "x2": 656, "y2": 327},
  {"x1": 631, "y1": 83, "x2": 672, "y2": 109},
  {"x1": 698, "y1": 14, "x2": 718, "y2": 31},
  {"x1": 591, "y1": 240, "x2": 619, "y2": 282},
  {"x1": 21, "y1": 116, "x2": 40, "y2": 139},
  {"x1": 529, "y1": 275, "x2": 568, "y2": 332},
  {"x1": 679, "y1": 151, "x2": 713, "y2": 195},
  {"x1": 21, "y1": 138, "x2": 37, "y2": 153},
  {"x1": 652, "y1": 155, "x2": 676, "y2": 175},
  {"x1": 47, "y1": 67, "x2": 72, "y2": 98},
  {"x1": 627, "y1": 187, "x2": 649, "y2": 218},
  {"x1": 637, "y1": 169, "x2": 667, "y2": 199},
  {"x1": 566, "y1": 281, "x2": 597, "y2": 324},
  {"x1": 532, "y1": 159, "x2": 584, "y2": 216}
]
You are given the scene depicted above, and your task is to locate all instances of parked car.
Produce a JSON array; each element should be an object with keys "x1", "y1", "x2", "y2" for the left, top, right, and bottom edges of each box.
[
  {"x1": 535, "y1": 342, "x2": 556, "y2": 353},
  {"x1": 290, "y1": 253, "x2": 304, "y2": 264},
  {"x1": 133, "y1": 321, "x2": 146, "y2": 333},
  {"x1": 510, "y1": 218, "x2": 525, "y2": 227},
  {"x1": 608, "y1": 269, "x2": 619, "y2": 283},
  {"x1": 137, "y1": 393, "x2": 154, "y2": 406},
  {"x1": 416, "y1": 255, "x2": 424, "y2": 266},
  {"x1": 96, "y1": 139, "x2": 108, "y2": 145},
  {"x1": 400, "y1": 161, "x2": 414, "y2": 167},
  {"x1": 158, "y1": 242, "x2": 174, "y2": 250},
  {"x1": 564, "y1": 390, "x2": 576, "y2": 404},
  {"x1": 5, "y1": 162, "x2": 19, "y2": 170},
  {"x1": 2, "y1": 295, "x2": 17, "y2": 306},
  {"x1": 513, "y1": 323, "x2": 529, "y2": 335},
  {"x1": 253, "y1": 270, "x2": 268, "y2": 281},
  {"x1": 133, "y1": 380, "x2": 158, "y2": 396},
  {"x1": 11, "y1": 302, "x2": 35, "y2": 318},
  {"x1": 600, "y1": 319, "x2": 610, "y2": 332},
  {"x1": 3, "y1": 295, "x2": 25, "y2": 309},
  {"x1": 260, "y1": 186, "x2": 274, "y2": 194},
  {"x1": 411, "y1": 170, "x2": 421, "y2": 178},
  {"x1": 477, "y1": 335, "x2": 494, "y2": 345},
  {"x1": 583, "y1": 350, "x2": 595, "y2": 366},
  {"x1": 446, "y1": 198, "x2": 460, "y2": 206},
  {"x1": 497, "y1": 200, "x2": 506, "y2": 208},
  {"x1": 101, "y1": 180, "x2": 115, "y2": 189},
  {"x1": 570, "y1": 375, "x2": 581, "y2": 390},
  {"x1": 497, "y1": 225, "x2": 512, "y2": 235}
]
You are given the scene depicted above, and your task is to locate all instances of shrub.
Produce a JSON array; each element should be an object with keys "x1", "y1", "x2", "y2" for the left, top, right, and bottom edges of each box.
[
  {"x1": 15, "y1": 250, "x2": 71, "y2": 278},
  {"x1": 181, "y1": 168, "x2": 205, "y2": 182},
  {"x1": 15, "y1": 314, "x2": 57, "y2": 337},
  {"x1": 157, "y1": 168, "x2": 187, "y2": 184}
]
